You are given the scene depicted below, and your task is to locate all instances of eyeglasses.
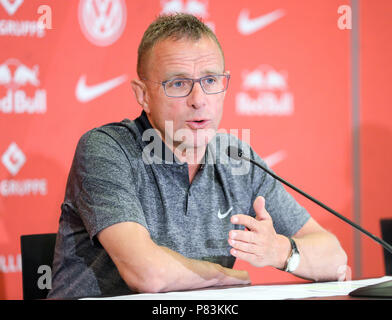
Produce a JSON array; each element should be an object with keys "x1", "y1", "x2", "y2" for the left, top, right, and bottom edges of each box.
[{"x1": 143, "y1": 74, "x2": 230, "y2": 98}]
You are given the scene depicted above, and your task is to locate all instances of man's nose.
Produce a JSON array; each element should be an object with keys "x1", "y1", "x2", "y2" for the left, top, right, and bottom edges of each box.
[{"x1": 187, "y1": 81, "x2": 207, "y2": 109}]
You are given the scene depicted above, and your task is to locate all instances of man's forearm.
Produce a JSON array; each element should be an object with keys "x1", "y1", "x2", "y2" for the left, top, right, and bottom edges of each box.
[
  {"x1": 98, "y1": 222, "x2": 249, "y2": 294},
  {"x1": 285, "y1": 231, "x2": 348, "y2": 282},
  {"x1": 149, "y1": 246, "x2": 250, "y2": 293}
]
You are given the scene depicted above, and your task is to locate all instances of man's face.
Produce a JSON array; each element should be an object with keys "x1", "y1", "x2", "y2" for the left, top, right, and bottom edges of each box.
[{"x1": 142, "y1": 36, "x2": 227, "y2": 155}]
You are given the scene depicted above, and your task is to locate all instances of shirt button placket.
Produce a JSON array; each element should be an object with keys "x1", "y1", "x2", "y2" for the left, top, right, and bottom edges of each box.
[{"x1": 185, "y1": 187, "x2": 192, "y2": 216}]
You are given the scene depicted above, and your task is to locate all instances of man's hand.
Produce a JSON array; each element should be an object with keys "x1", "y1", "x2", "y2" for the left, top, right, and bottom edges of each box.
[
  {"x1": 228, "y1": 196, "x2": 348, "y2": 282},
  {"x1": 228, "y1": 196, "x2": 290, "y2": 269}
]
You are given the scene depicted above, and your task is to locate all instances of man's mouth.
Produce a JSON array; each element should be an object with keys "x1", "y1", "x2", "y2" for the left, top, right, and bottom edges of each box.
[{"x1": 186, "y1": 119, "x2": 210, "y2": 130}]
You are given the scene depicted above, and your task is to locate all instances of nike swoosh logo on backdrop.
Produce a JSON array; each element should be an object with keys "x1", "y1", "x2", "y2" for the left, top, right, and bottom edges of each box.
[
  {"x1": 75, "y1": 74, "x2": 128, "y2": 103},
  {"x1": 217, "y1": 207, "x2": 233, "y2": 220},
  {"x1": 264, "y1": 150, "x2": 286, "y2": 168},
  {"x1": 237, "y1": 9, "x2": 285, "y2": 35}
]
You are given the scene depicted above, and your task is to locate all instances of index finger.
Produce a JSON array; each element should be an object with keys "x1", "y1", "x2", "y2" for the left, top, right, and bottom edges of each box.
[{"x1": 231, "y1": 214, "x2": 259, "y2": 232}]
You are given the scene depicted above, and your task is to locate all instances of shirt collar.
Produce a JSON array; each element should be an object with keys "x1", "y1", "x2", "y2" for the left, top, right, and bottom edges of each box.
[{"x1": 134, "y1": 111, "x2": 209, "y2": 168}]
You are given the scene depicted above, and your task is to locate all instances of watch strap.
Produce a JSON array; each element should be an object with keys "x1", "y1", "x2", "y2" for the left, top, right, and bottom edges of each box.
[{"x1": 284, "y1": 237, "x2": 299, "y2": 272}]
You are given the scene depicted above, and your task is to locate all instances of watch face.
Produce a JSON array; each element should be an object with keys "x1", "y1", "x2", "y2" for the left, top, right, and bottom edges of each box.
[{"x1": 288, "y1": 253, "x2": 300, "y2": 272}]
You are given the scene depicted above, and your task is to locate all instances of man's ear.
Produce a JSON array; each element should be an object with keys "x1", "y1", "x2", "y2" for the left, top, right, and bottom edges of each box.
[{"x1": 130, "y1": 79, "x2": 150, "y2": 113}]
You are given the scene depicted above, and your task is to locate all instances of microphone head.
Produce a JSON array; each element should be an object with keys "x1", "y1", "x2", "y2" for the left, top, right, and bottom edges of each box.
[{"x1": 226, "y1": 146, "x2": 243, "y2": 161}]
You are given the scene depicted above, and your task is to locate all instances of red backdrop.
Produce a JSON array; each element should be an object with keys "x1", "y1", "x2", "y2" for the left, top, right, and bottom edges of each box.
[{"x1": 0, "y1": 0, "x2": 390, "y2": 299}]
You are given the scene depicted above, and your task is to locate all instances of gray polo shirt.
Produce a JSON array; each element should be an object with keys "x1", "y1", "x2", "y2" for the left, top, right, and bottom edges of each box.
[{"x1": 48, "y1": 112, "x2": 310, "y2": 299}]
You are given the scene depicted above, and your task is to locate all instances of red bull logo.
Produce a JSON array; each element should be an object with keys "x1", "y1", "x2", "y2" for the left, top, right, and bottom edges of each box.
[
  {"x1": 236, "y1": 65, "x2": 294, "y2": 116},
  {"x1": 161, "y1": 0, "x2": 208, "y2": 17},
  {"x1": 160, "y1": 0, "x2": 215, "y2": 31},
  {"x1": 0, "y1": 58, "x2": 46, "y2": 114}
]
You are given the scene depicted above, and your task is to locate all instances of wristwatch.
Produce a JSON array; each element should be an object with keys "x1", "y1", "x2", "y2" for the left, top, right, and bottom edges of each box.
[{"x1": 284, "y1": 238, "x2": 300, "y2": 273}]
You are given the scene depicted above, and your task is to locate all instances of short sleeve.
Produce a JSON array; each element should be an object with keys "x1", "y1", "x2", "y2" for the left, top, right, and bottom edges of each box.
[
  {"x1": 249, "y1": 150, "x2": 310, "y2": 237},
  {"x1": 69, "y1": 129, "x2": 148, "y2": 244}
]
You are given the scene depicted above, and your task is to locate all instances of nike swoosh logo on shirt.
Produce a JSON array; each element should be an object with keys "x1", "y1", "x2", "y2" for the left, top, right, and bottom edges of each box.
[
  {"x1": 217, "y1": 207, "x2": 233, "y2": 220},
  {"x1": 237, "y1": 9, "x2": 285, "y2": 35},
  {"x1": 75, "y1": 74, "x2": 128, "y2": 103}
]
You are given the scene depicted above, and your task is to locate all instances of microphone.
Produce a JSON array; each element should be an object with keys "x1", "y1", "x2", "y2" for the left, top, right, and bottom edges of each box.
[{"x1": 226, "y1": 146, "x2": 392, "y2": 297}]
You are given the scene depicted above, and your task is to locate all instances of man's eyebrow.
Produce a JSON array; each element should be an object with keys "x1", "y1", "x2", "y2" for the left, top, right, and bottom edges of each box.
[
  {"x1": 165, "y1": 72, "x2": 191, "y2": 79},
  {"x1": 165, "y1": 70, "x2": 223, "y2": 79},
  {"x1": 200, "y1": 69, "x2": 223, "y2": 76}
]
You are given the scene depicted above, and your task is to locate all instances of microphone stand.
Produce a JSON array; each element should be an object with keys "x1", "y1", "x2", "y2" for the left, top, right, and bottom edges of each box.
[{"x1": 228, "y1": 147, "x2": 392, "y2": 298}]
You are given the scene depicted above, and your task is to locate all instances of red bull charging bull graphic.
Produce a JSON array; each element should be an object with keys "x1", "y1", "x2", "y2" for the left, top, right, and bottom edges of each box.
[{"x1": 0, "y1": 59, "x2": 46, "y2": 114}]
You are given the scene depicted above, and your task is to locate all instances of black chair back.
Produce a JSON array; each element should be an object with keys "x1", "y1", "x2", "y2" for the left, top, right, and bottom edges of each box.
[
  {"x1": 20, "y1": 233, "x2": 57, "y2": 300},
  {"x1": 381, "y1": 219, "x2": 392, "y2": 275}
]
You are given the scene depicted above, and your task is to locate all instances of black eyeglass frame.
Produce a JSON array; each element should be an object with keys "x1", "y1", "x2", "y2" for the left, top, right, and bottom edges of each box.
[{"x1": 142, "y1": 74, "x2": 231, "y2": 98}]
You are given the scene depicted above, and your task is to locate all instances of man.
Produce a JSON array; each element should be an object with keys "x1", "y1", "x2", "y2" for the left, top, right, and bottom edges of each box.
[{"x1": 48, "y1": 13, "x2": 347, "y2": 299}]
